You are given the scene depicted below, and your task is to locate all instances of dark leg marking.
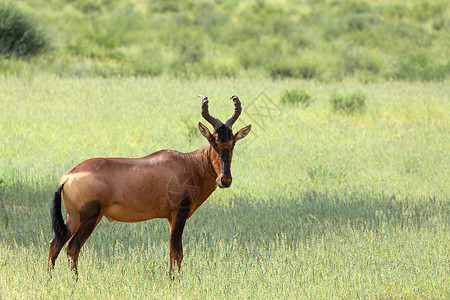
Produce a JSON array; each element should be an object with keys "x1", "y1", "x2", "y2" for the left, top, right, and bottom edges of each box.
[
  {"x1": 66, "y1": 201, "x2": 102, "y2": 278},
  {"x1": 169, "y1": 192, "x2": 190, "y2": 276}
]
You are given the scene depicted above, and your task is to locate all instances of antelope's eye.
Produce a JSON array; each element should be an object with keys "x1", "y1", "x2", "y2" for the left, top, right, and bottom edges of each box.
[{"x1": 211, "y1": 141, "x2": 219, "y2": 152}]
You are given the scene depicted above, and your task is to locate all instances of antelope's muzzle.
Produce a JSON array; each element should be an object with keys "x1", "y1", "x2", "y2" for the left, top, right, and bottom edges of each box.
[{"x1": 220, "y1": 176, "x2": 232, "y2": 188}]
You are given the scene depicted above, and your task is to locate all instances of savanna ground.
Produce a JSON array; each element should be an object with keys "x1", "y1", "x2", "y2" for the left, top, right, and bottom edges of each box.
[
  {"x1": 0, "y1": 77, "x2": 449, "y2": 298},
  {"x1": 1, "y1": 0, "x2": 450, "y2": 298}
]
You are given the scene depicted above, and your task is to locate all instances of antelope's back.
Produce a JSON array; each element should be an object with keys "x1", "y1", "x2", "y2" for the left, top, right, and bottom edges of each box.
[{"x1": 59, "y1": 151, "x2": 192, "y2": 221}]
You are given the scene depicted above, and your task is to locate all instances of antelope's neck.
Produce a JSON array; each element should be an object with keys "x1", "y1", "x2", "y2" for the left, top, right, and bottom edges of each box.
[
  {"x1": 186, "y1": 144, "x2": 217, "y2": 180},
  {"x1": 181, "y1": 144, "x2": 218, "y2": 210}
]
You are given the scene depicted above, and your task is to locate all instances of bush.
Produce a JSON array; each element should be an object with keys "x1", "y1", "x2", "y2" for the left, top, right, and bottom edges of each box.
[
  {"x1": 74, "y1": 0, "x2": 103, "y2": 13},
  {"x1": 131, "y1": 58, "x2": 163, "y2": 77},
  {"x1": 330, "y1": 91, "x2": 366, "y2": 114},
  {"x1": 384, "y1": 50, "x2": 449, "y2": 81},
  {"x1": 267, "y1": 60, "x2": 319, "y2": 80},
  {"x1": 281, "y1": 88, "x2": 311, "y2": 106},
  {"x1": 0, "y1": 3, "x2": 47, "y2": 57},
  {"x1": 267, "y1": 61, "x2": 295, "y2": 79},
  {"x1": 339, "y1": 47, "x2": 381, "y2": 78}
]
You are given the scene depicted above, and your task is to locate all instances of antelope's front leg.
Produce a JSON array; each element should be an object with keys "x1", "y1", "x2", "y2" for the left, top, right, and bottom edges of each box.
[{"x1": 168, "y1": 193, "x2": 190, "y2": 278}]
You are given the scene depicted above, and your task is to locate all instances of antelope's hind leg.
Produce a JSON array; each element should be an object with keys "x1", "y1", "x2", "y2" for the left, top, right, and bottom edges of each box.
[
  {"x1": 66, "y1": 201, "x2": 103, "y2": 279},
  {"x1": 48, "y1": 213, "x2": 80, "y2": 272}
]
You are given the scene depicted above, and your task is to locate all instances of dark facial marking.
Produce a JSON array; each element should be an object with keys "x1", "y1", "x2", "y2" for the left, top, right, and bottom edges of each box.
[
  {"x1": 221, "y1": 149, "x2": 231, "y2": 177},
  {"x1": 216, "y1": 124, "x2": 233, "y2": 142}
]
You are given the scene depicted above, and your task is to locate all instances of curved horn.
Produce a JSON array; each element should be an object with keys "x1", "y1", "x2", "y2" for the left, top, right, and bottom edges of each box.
[
  {"x1": 198, "y1": 95, "x2": 223, "y2": 130},
  {"x1": 224, "y1": 95, "x2": 242, "y2": 128}
]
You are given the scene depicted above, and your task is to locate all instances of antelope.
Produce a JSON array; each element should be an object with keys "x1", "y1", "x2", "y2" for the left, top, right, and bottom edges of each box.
[{"x1": 48, "y1": 95, "x2": 251, "y2": 278}]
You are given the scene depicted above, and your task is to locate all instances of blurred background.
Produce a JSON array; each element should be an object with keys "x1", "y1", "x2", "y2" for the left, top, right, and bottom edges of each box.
[{"x1": 1, "y1": 0, "x2": 449, "y2": 81}]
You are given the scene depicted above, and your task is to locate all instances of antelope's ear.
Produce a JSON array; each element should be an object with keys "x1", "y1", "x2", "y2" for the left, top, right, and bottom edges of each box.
[
  {"x1": 234, "y1": 125, "x2": 251, "y2": 142},
  {"x1": 198, "y1": 122, "x2": 213, "y2": 140}
]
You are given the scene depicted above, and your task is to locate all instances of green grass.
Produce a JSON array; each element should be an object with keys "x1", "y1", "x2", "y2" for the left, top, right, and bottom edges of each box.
[
  {"x1": 1, "y1": 0, "x2": 449, "y2": 81},
  {"x1": 0, "y1": 76, "x2": 449, "y2": 298}
]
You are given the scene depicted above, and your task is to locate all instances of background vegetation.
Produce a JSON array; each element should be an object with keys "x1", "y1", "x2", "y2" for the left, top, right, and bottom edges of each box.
[{"x1": 0, "y1": 0, "x2": 449, "y2": 81}]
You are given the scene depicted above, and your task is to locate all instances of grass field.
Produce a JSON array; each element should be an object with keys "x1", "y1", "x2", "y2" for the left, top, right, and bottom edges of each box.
[{"x1": 0, "y1": 76, "x2": 449, "y2": 298}]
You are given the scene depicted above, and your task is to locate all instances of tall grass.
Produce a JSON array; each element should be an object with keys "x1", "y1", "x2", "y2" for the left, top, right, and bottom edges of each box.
[{"x1": 0, "y1": 76, "x2": 449, "y2": 297}]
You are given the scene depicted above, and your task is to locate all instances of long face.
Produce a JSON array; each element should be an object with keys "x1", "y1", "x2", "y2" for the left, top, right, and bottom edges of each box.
[
  {"x1": 197, "y1": 95, "x2": 251, "y2": 188},
  {"x1": 210, "y1": 125, "x2": 235, "y2": 188}
]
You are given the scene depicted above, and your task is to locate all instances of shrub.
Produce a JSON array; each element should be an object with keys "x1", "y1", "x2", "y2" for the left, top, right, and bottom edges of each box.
[
  {"x1": 281, "y1": 88, "x2": 311, "y2": 106},
  {"x1": 340, "y1": 47, "x2": 381, "y2": 77},
  {"x1": 150, "y1": 0, "x2": 180, "y2": 13},
  {"x1": 330, "y1": 91, "x2": 366, "y2": 114},
  {"x1": 267, "y1": 60, "x2": 319, "y2": 80},
  {"x1": 74, "y1": 0, "x2": 103, "y2": 13},
  {"x1": 267, "y1": 61, "x2": 295, "y2": 79},
  {"x1": 384, "y1": 50, "x2": 449, "y2": 81},
  {"x1": 131, "y1": 59, "x2": 163, "y2": 77},
  {"x1": 294, "y1": 63, "x2": 319, "y2": 80},
  {"x1": 198, "y1": 57, "x2": 238, "y2": 78},
  {"x1": 410, "y1": 2, "x2": 445, "y2": 22},
  {"x1": 0, "y1": 3, "x2": 47, "y2": 57}
]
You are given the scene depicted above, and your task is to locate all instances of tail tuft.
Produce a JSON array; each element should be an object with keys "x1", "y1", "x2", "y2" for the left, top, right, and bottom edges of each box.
[{"x1": 51, "y1": 184, "x2": 68, "y2": 246}]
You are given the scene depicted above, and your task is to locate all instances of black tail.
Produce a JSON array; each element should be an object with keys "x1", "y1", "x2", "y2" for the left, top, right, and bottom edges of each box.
[{"x1": 51, "y1": 183, "x2": 68, "y2": 246}]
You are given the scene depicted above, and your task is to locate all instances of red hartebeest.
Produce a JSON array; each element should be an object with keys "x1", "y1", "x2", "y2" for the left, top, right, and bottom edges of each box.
[{"x1": 48, "y1": 95, "x2": 251, "y2": 278}]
